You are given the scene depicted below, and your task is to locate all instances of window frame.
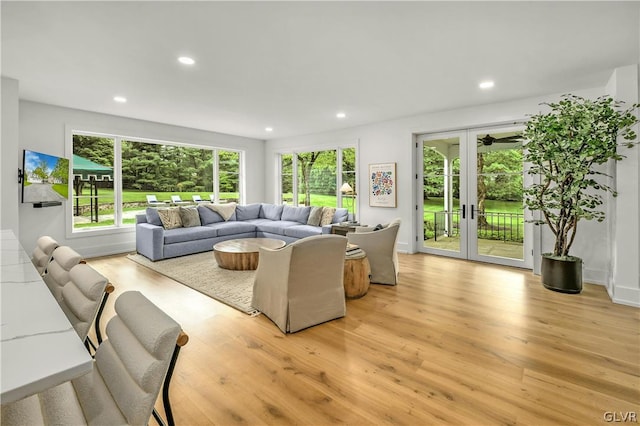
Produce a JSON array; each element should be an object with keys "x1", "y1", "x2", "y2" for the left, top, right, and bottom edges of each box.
[
  {"x1": 66, "y1": 126, "x2": 244, "y2": 237},
  {"x1": 276, "y1": 145, "x2": 357, "y2": 209}
]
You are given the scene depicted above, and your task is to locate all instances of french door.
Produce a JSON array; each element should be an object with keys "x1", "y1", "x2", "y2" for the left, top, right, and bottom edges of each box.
[{"x1": 417, "y1": 126, "x2": 532, "y2": 268}]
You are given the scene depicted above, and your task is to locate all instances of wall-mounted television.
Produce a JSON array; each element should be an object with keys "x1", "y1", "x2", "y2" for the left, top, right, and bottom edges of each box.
[{"x1": 21, "y1": 149, "x2": 70, "y2": 207}]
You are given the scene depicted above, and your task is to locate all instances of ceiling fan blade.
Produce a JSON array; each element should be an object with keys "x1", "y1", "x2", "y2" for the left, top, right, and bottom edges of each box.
[{"x1": 493, "y1": 135, "x2": 523, "y2": 143}]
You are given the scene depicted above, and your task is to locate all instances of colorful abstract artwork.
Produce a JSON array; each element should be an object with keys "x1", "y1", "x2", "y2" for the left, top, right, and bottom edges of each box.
[{"x1": 369, "y1": 163, "x2": 396, "y2": 207}]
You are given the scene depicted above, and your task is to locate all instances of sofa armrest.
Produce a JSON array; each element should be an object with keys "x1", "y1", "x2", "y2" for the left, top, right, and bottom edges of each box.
[
  {"x1": 135, "y1": 214, "x2": 148, "y2": 224},
  {"x1": 321, "y1": 224, "x2": 333, "y2": 234},
  {"x1": 136, "y1": 223, "x2": 164, "y2": 261}
]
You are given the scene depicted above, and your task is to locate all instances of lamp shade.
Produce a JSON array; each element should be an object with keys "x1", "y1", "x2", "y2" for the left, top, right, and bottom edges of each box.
[{"x1": 340, "y1": 182, "x2": 353, "y2": 193}]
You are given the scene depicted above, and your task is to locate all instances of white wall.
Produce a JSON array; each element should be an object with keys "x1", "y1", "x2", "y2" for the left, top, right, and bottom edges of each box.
[
  {"x1": 265, "y1": 86, "x2": 627, "y2": 285},
  {"x1": 16, "y1": 101, "x2": 265, "y2": 257},
  {"x1": 1, "y1": 77, "x2": 20, "y2": 233}
]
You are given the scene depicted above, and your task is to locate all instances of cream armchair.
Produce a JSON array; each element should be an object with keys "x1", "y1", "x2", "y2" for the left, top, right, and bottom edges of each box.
[
  {"x1": 252, "y1": 234, "x2": 348, "y2": 333},
  {"x1": 347, "y1": 218, "x2": 400, "y2": 285}
]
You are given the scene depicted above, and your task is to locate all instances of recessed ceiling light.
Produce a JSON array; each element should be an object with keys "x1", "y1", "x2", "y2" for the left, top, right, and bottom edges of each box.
[
  {"x1": 336, "y1": 112, "x2": 346, "y2": 119},
  {"x1": 178, "y1": 56, "x2": 195, "y2": 65},
  {"x1": 265, "y1": 127, "x2": 273, "y2": 132},
  {"x1": 479, "y1": 81, "x2": 495, "y2": 89},
  {"x1": 113, "y1": 96, "x2": 127, "y2": 103}
]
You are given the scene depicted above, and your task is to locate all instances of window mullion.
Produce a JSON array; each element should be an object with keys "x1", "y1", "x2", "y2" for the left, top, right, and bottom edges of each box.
[{"x1": 114, "y1": 137, "x2": 122, "y2": 227}]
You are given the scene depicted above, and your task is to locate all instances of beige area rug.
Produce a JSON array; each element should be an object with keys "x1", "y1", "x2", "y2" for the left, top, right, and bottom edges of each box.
[{"x1": 127, "y1": 252, "x2": 259, "y2": 315}]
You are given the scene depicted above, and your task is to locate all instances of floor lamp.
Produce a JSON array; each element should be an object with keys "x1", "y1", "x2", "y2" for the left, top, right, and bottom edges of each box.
[{"x1": 340, "y1": 182, "x2": 356, "y2": 223}]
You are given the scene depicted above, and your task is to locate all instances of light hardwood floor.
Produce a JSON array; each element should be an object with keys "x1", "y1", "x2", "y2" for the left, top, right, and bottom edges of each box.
[{"x1": 86, "y1": 253, "x2": 640, "y2": 425}]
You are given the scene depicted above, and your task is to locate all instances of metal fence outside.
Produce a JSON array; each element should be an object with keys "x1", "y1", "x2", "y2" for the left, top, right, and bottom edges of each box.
[{"x1": 425, "y1": 210, "x2": 523, "y2": 242}]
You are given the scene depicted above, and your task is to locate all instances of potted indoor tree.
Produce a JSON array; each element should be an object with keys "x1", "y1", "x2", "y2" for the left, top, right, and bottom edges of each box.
[{"x1": 523, "y1": 94, "x2": 638, "y2": 293}]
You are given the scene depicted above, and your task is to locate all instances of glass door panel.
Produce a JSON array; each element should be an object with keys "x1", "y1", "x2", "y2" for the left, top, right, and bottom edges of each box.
[
  {"x1": 469, "y1": 128, "x2": 528, "y2": 267},
  {"x1": 420, "y1": 132, "x2": 467, "y2": 259}
]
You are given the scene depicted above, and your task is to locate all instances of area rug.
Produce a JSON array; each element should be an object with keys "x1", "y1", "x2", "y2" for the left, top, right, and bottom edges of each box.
[{"x1": 127, "y1": 252, "x2": 259, "y2": 315}]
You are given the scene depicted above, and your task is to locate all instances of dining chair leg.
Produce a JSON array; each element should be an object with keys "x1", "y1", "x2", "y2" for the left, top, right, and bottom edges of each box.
[
  {"x1": 152, "y1": 332, "x2": 188, "y2": 426},
  {"x1": 94, "y1": 284, "x2": 114, "y2": 344}
]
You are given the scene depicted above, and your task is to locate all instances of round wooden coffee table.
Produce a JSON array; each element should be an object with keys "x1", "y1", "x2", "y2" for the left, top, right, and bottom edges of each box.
[{"x1": 213, "y1": 238, "x2": 286, "y2": 270}]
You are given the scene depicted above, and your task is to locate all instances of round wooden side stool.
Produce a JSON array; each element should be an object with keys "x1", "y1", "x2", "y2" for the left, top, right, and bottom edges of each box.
[{"x1": 343, "y1": 252, "x2": 371, "y2": 299}]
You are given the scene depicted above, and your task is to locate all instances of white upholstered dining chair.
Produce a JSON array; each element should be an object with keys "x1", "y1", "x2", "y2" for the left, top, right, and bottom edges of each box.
[
  {"x1": 30, "y1": 236, "x2": 58, "y2": 275},
  {"x1": 59, "y1": 263, "x2": 113, "y2": 346},
  {"x1": 252, "y1": 234, "x2": 348, "y2": 333},
  {"x1": 1, "y1": 291, "x2": 189, "y2": 426},
  {"x1": 42, "y1": 245, "x2": 84, "y2": 302}
]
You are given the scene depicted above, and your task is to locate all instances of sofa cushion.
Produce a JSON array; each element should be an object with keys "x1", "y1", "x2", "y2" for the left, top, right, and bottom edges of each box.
[
  {"x1": 207, "y1": 221, "x2": 257, "y2": 237},
  {"x1": 255, "y1": 220, "x2": 300, "y2": 235},
  {"x1": 157, "y1": 208, "x2": 182, "y2": 229},
  {"x1": 284, "y1": 224, "x2": 323, "y2": 239},
  {"x1": 198, "y1": 205, "x2": 225, "y2": 225},
  {"x1": 203, "y1": 203, "x2": 237, "y2": 221},
  {"x1": 164, "y1": 226, "x2": 217, "y2": 244},
  {"x1": 320, "y1": 207, "x2": 336, "y2": 226},
  {"x1": 307, "y1": 206, "x2": 323, "y2": 226},
  {"x1": 179, "y1": 206, "x2": 201, "y2": 227},
  {"x1": 260, "y1": 204, "x2": 284, "y2": 221},
  {"x1": 236, "y1": 203, "x2": 261, "y2": 221},
  {"x1": 281, "y1": 205, "x2": 311, "y2": 224},
  {"x1": 145, "y1": 208, "x2": 163, "y2": 226}
]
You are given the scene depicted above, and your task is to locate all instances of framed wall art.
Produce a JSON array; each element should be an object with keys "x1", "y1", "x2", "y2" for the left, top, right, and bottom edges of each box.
[{"x1": 369, "y1": 162, "x2": 396, "y2": 208}]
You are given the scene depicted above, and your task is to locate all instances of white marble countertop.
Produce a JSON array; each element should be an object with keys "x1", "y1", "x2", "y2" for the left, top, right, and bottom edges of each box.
[{"x1": 1, "y1": 230, "x2": 93, "y2": 405}]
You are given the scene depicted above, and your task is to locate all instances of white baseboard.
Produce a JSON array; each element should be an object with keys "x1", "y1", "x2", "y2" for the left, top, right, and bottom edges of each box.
[
  {"x1": 583, "y1": 267, "x2": 608, "y2": 287},
  {"x1": 609, "y1": 285, "x2": 640, "y2": 308},
  {"x1": 397, "y1": 241, "x2": 410, "y2": 254},
  {"x1": 81, "y1": 242, "x2": 135, "y2": 259}
]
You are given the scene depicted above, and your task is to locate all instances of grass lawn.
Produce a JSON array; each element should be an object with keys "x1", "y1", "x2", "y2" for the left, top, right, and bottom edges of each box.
[
  {"x1": 283, "y1": 193, "x2": 351, "y2": 208},
  {"x1": 73, "y1": 192, "x2": 523, "y2": 238},
  {"x1": 423, "y1": 197, "x2": 522, "y2": 214}
]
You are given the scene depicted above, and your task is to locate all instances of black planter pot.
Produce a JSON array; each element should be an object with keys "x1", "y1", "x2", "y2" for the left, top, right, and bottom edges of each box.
[{"x1": 541, "y1": 255, "x2": 583, "y2": 294}]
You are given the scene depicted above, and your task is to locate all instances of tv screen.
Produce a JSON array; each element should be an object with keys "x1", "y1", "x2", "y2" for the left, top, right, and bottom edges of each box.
[{"x1": 22, "y1": 149, "x2": 70, "y2": 204}]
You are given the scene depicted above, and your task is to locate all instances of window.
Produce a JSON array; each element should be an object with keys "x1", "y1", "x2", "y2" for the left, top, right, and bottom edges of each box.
[
  {"x1": 341, "y1": 147, "x2": 356, "y2": 218},
  {"x1": 216, "y1": 150, "x2": 240, "y2": 203},
  {"x1": 71, "y1": 131, "x2": 243, "y2": 232},
  {"x1": 72, "y1": 135, "x2": 115, "y2": 229},
  {"x1": 278, "y1": 146, "x2": 356, "y2": 210},
  {"x1": 297, "y1": 150, "x2": 337, "y2": 206},
  {"x1": 280, "y1": 154, "x2": 294, "y2": 204}
]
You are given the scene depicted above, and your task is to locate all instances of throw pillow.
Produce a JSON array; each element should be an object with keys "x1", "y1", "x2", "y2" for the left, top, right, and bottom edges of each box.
[
  {"x1": 307, "y1": 206, "x2": 324, "y2": 226},
  {"x1": 320, "y1": 207, "x2": 336, "y2": 226},
  {"x1": 260, "y1": 203, "x2": 284, "y2": 221},
  {"x1": 282, "y1": 205, "x2": 311, "y2": 224},
  {"x1": 373, "y1": 223, "x2": 384, "y2": 231},
  {"x1": 204, "y1": 202, "x2": 236, "y2": 221},
  {"x1": 198, "y1": 205, "x2": 224, "y2": 224},
  {"x1": 145, "y1": 207, "x2": 163, "y2": 226},
  {"x1": 157, "y1": 208, "x2": 182, "y2": 230},
  {"x1": 236, "y1": 203, "x2": 261, "y2": 220},
  {"x1": 179, "y1": 206, "x2": 201, "y2": 228}
]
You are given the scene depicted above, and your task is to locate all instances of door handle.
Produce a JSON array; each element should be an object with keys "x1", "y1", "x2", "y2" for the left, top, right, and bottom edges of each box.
[
  {"x1": 462, "y1": 204, "x2": 466, "y2": 219},
  {"x1": 471, "y1": 205, "x2": 475, "y2": 220}
]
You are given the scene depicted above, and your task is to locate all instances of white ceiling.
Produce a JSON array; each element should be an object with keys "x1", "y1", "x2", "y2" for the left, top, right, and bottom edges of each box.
[{"x1": 2, "y1": 1, "x2": 639, "y2": 141}]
